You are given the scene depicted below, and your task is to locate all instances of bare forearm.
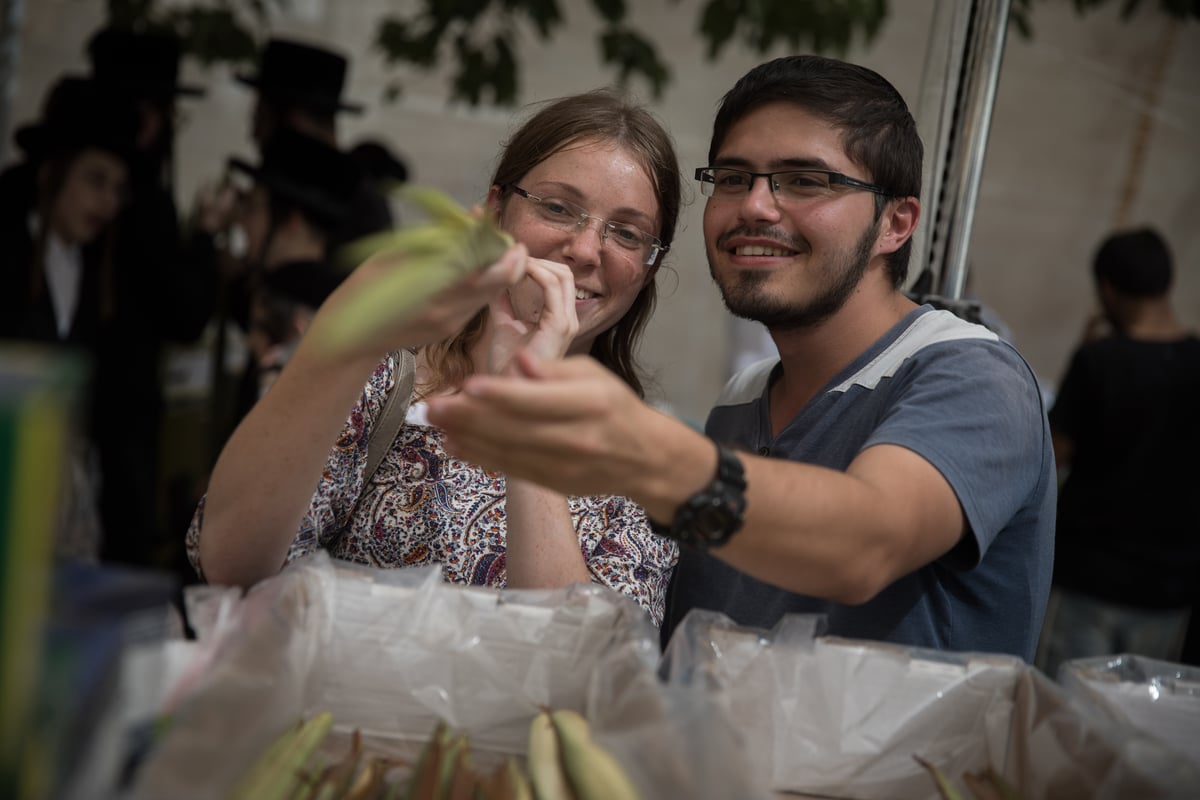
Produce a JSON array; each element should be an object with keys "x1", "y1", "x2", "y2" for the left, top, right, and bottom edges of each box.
[
  {"x1": 696, "y1": 446, "x2": 964, "y2": 603},
  {"x1": 503, "y1": 478, "x2": 592, "y2": 589},
  {"x1": 198, "y1": 339, "x2": 380, "y2": 587}
]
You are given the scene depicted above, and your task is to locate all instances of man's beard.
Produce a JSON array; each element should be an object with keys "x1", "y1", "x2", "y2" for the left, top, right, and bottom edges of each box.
[{"x1": 711, "y1": 221, "x2": 877, "y2": 332}]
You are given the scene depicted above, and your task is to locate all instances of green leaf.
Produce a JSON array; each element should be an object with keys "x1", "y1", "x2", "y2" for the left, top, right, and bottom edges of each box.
[
  {"x1": 520, "y1": 0, "x2": 565, "y2": 37},
  {"x1": 698, "y1": 0, "x2": 743, "y2": 59},
  {"x1": 320, "y1": 187, "x2": 514, "y2": 354},
  {"x1": 599, "y1": 27, "x2": 671, "y2": 99},
  {"x1": 168, "y1": 7, "x2": 260, "y2": 65},
  {"x1": 589, "y1": 0, "x2": 627, "y2": 24}
]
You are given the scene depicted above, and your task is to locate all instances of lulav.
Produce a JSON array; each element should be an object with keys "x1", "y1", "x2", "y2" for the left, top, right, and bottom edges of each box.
[{"x1": 321, "y1": 186, "x2": 515, "y2": 353}]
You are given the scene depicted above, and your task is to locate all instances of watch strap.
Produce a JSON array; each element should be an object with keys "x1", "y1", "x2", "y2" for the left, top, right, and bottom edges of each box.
[{"x1": 649, "y1": 441, "x2": 746, "y2": 548}]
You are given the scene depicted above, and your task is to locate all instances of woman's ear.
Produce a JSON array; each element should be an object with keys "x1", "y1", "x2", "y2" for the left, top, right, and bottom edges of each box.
[
  {"x1": 485, "y1": 184, "x2": 504, "y2": 221},
  {"x1": 641, "y1": 264, "x2": 659, "y2": 289}
]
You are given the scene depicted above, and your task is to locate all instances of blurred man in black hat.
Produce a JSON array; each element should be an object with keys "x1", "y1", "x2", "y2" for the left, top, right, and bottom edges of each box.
[
  {"x1": 0, "y1": 75, "x2": 141, "y2": 560},
  {"x1": 235, "y1": 37, "x2": 393, "y2": 254},
  {"x1": 83, "y1": 26, "x2": 217, "y2": 570},
  {"x1": 227, "y1": 127, "x2": 358, "y2": 404}
]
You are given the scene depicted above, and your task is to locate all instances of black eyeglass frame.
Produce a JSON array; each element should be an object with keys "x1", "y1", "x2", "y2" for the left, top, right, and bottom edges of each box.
[
  {"x1": 694, "y1": 166, "x2": 891, "y2": 198},
  {"x1": 503, "y1": 184, "x2": 667, "y2": 267}
]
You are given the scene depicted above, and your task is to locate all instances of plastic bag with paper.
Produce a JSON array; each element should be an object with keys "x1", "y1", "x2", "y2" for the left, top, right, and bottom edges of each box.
[
  {"x1": 660, "y1": 608, "x2": 1200, "y2": 800},
  {"x1": 130, "y1": 553, "x2": 766, "y2": 798}
]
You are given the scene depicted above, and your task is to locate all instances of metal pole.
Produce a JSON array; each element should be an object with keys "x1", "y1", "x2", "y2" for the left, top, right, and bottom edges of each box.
[
  {"x1": 938, "y1": 0, "x2": 1011, "y2": 301},
  {"x1": 912, "y1": 0, "x2": 972, "y2": 293},
  {"x1": 0, "y1": 0, "x2": 26, "y2": 166}
]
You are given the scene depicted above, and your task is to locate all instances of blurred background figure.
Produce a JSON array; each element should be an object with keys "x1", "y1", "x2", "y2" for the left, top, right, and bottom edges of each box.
[
  {"x1": 234, "y1": 37, "x2": 392, "y2": 255},
  {"x1": 85, "y1": 25, "x2": 217, "y2": 570},
  {"x1": 1037, "y1": 227, "x2": 1200, "y2": 677},
  {"x1": 227, "y1": 127, "x2": 356, "y2": 401},
  {"x1": 192, "y1": 37, "x2": 396, "y2": 470},
  {"x1": 0, "y1": 76, "x2": 140, "y2": 561},
  {"x1": 348, "y1": 137, "x2": 410, "y2": 231}
]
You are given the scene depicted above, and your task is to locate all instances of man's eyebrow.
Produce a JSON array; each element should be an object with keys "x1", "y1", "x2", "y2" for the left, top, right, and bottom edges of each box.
[{"x1": 710, "y1": 155, "x2": 838, "y2": 171}]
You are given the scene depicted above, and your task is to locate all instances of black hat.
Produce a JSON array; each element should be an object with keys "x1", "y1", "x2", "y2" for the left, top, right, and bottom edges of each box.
[
  {"x1": 349, "y1": 140, "x2": 409, "y2": 185},
  {"x1": 87, "y1": 27, "x2": 206, "y2": 104},
  {"x1": 261, "y1": 260, "x2": 345, "y2": 309},
  {"x1": 236, "y1": 38, "x2": 363, "y2": 115},
  {"x1": 13, "y1": 76, "x2": 139, "y2": 166},
  {"x1": 228, "y1": 128, "x2": 358, "y2": 227}
]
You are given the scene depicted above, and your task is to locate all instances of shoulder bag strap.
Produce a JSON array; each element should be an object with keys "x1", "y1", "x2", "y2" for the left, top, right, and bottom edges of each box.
[{"x1": 362, "y1": 348, "x2": 417, "y2": 487}]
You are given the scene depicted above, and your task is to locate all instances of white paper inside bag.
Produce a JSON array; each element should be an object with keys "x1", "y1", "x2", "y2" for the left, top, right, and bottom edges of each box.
[{"x1": 313, "y1": 557, "x2": 659, "y2": 753}]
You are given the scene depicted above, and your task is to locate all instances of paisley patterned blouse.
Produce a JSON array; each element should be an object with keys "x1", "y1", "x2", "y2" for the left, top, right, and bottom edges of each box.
[{"x1": 186, "y1": 353, "x2": 678, "y2": 625}]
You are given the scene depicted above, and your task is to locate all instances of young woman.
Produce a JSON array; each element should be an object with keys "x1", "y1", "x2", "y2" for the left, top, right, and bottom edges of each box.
[{"x1": 188, "y1": 90, "x2": 682, "y2": 624}]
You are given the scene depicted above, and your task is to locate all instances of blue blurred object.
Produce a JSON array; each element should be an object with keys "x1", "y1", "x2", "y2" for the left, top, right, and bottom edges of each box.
[{"x1": 31, "y1": 561, "x2": 179, "y2": 799}]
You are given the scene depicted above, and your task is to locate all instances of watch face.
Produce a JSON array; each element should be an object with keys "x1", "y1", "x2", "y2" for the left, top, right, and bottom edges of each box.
[{"x1": 695, "y1": 506, "x2": 728, "y2": 536}]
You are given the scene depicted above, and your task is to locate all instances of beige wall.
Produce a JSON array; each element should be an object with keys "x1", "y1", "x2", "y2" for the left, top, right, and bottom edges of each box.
[{"x1": 8, "y1": 1, "x2": 1198, "y2": 422}]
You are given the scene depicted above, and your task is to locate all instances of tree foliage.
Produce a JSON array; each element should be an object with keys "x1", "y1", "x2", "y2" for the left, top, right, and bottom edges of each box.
[{"x1": 105, "y1": 0, "x2": 1199, "y2": 106}]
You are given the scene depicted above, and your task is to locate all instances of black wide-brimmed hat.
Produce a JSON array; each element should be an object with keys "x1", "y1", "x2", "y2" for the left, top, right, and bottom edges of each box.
[
  {"x1": 261, "y1": 260, "x2": 346, "y2": 310},
  {"x1": 13, "y1": 76, "x2": 140, "y2": 165},
  {"x1": 228, "y1": 128, "x2": 359, "y2": 226},
  {"x1": 87, "y1": 27, "x2": 206, "y2": 104},
  {"x1": 235, "y1": 38, "x2": 363, "y2": 115}
]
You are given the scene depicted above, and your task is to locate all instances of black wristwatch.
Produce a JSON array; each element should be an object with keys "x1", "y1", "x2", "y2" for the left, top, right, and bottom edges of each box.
[{"x1": 649, "y1": 442, "x2": 747, "y2": 548}]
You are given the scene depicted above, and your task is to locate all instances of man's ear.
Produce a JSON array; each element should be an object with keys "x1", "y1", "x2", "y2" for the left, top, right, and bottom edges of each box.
[{"x1": 876, "y1": 196, "x2": 920, "y2": 257}]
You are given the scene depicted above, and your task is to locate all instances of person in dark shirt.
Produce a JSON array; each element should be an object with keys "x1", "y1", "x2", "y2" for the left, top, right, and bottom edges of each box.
[{"x1": 1037, "y1": 227, "x2": 1200, "y2": 676}]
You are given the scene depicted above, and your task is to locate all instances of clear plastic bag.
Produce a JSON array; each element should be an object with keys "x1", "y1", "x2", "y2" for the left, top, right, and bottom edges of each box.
[
  {"x1": 131, "y1": 553, "x2": 766, "y2": 799},
  {"x1": 1058, "y1": 655, "x2": 1200, "y2": 774},
  {"x1": 660, "y1": 609, "x2": 1200, "y2": 800}
]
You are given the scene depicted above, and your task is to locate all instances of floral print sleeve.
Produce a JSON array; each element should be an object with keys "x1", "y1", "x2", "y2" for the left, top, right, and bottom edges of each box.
[
  {"x1": 184, "y1": 354, "x2": 398, "y2": 579},
  {"x1": 571, "y1": 494, "x2": 678, "y2": 626}
]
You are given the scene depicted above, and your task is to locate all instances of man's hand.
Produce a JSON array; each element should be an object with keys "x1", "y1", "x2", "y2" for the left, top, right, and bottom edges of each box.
[{"x1": 426, "y1": 353, "x2": 711, "y2": 512}]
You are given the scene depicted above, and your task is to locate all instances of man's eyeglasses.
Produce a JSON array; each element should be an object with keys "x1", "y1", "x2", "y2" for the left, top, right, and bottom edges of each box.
[
  {"x1": 505, "y1": 185, "x2": 666, "y2": 267},
  {"x1": 695, "y1": 167, "x2": 889, "y2": 202}
]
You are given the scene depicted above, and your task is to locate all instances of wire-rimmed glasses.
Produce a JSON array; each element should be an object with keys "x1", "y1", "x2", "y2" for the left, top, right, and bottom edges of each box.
[{"x1": 505, "y1": 185, "x2": 666, "y2": 267}]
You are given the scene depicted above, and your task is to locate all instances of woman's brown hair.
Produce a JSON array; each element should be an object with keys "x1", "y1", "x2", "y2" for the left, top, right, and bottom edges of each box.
[{"x1": 421, "y1": 89, "x2": 682, "y2": 400}]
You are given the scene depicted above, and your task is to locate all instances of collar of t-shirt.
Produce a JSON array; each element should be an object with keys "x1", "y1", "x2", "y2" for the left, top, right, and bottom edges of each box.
[{"x1": 28, "y1": 214, "x2": 84, "y2": 338}]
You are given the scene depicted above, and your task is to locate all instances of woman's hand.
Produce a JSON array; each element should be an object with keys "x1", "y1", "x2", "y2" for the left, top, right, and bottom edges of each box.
[
  {"x1": 306, "y1": 242, "x2": 529, "y2": 363},
  {"x1": 484, "y1": 258, "x2": 579, "y2": 375}
]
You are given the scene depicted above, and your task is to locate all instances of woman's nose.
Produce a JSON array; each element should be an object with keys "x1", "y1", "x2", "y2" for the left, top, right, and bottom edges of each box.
[{"x1": 562, "y1": 218, "x2": 605, "y2": 266}]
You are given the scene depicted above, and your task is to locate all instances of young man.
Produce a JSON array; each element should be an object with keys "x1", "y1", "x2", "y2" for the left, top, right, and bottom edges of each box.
[
  {"x1": 1038, "y1": 228, "x2": 1199, "y2": 675},
  {"x1": 425, "y1": 55, "x2": 1056, "y2": 661}
]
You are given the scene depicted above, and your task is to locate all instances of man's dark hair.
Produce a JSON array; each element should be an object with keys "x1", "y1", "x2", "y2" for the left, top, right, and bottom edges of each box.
[
  {"x1": 708, "y1": 55, "x2": 923, "y2": 287},
  {"x1": 1092, "y1": 227, "x2": 1172, "y2": 298}
]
